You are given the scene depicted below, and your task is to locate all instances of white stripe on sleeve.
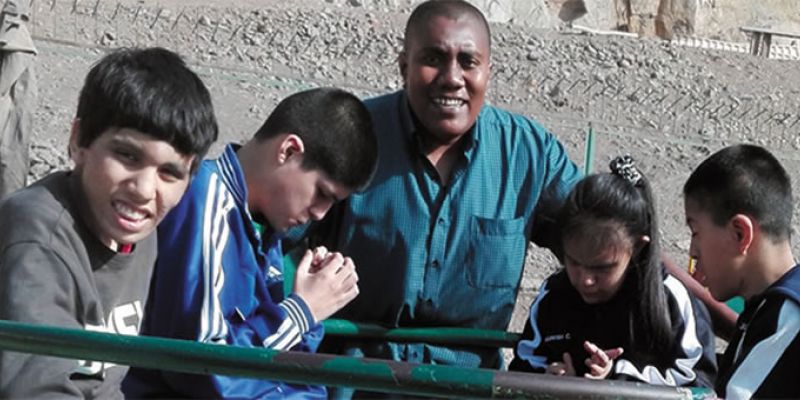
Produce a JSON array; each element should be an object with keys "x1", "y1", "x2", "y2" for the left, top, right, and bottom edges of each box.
[
  {"x1": 614, "y1": 275, "x2": 701, "y2": 386},
  {"x1": 726, "y1": 300, "x2": 800, "y2": 400},
  {"x1": 199, "y1": 174, "x2": 235, "y2": 344}
]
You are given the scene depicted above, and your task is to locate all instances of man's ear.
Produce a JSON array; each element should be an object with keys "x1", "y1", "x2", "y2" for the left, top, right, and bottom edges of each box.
[
  {"x1": 729, "y1": 214, "x2": 754, "y2": 255},
  {"x1": 68, "y1": 119, "x2": 82, "y2": 162},
  {"x1": 398, "y1": 51, "x2": 408, "y2": 86},
  {"x1": 277, "y1": 134, "x2": 305, "y2": 165}
]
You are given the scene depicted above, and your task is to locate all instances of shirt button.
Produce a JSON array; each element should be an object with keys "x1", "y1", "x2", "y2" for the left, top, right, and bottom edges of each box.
[
  {"x1": 432, "y1": 260, "x2": 440, "y2": 268},
  {"x1": 437, "y1": 218, "x2": 445, "y2": 225}
]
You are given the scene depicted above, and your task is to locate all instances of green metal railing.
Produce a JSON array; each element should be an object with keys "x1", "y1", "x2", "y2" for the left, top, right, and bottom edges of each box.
[
  {"x1": 0, "y1": 320, "x2": 713, "y2": 399},
  {"x1": 323, "y1": 319, "x2": 520, "y2": 348}
]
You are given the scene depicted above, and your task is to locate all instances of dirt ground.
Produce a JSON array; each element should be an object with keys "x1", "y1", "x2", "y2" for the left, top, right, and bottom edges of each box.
[{"x1": 26, "y1": 0, "x2": 800, "y2": 337}]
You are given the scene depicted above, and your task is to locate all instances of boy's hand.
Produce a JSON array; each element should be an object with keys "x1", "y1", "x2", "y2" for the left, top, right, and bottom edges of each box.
[
  {"x1": 309, "y1": 246, "x2": 330, "y2": 272},
  {"x1": 583, "y1": 341, "x2": 623, "y2": 380},
  {"x1": 294, "y1": 247, "x2": 359, "y2": 322},
  {"x1": 546, "y1": 352, "x2": 576, "y2": 376}
]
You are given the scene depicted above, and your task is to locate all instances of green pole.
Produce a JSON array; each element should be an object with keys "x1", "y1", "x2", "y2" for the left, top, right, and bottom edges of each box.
[
  {"x1": 584, "y1": 123, "x2": 596, "y2": 175},
  {"x1": 0, "y1": 320, "x2": 709, "y2": 399}
]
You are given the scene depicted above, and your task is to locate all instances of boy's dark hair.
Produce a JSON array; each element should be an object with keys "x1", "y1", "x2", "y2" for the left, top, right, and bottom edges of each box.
[
  {"x1": 253, "y1": 88, "x2": 377, "y2": 191},
  {"x1": 558, "y1": 156, "x2": 673, "y2": 353},
  {"x1": 684, "y1": 144, "x2": 792, "y2": 242},
  {"x1": 404, "y1": 0, "x2": 491, "y2": 51},
  {"x1": 75, "y1": 47, "x2": 218, "y2": 171}
]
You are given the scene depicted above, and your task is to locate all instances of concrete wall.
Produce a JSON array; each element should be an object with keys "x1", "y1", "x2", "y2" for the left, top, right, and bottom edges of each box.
[
  {"x1": 332, "y1": 0, "x2": 800, "y2": 41},
  {"x1": 694, "y1": 0, "x2": 800, "y2": 42},
  {"x1": 567, "y1": 0, "x2": 800, "y2": 41}
]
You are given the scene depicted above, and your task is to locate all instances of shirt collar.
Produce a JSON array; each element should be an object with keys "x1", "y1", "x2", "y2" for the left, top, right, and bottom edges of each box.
[{"x1": 218, "y1": 143, "x2": 247, "y2": 204}]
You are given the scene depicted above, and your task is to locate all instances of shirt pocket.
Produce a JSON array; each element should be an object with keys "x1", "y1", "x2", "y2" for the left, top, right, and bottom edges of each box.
[{"x1": 465, "y1": 216, "x2": 527, "y2": 289}]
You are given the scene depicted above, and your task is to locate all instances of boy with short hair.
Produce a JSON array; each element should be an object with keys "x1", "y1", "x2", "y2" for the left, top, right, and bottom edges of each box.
[
  {"x1": 123, "y1": 87, "x2": 378, "y2": 399},
  {"x1": 684, "y1": 144, "x2": 800, "y2": 399},
  {"x1": 0, "y1": 47, "x2": 218, "y2": 399}
]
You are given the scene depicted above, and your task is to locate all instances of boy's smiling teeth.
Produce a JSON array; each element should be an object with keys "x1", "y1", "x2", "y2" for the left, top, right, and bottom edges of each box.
[{"x1": 114, "y1": 201, "x2": 146, "y2": 221}]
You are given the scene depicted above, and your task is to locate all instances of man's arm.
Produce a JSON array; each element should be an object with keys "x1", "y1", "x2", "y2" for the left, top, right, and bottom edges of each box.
[
  {"x1": 0, "y1": 243, "x2": 85, "y2": 399},
  {"x1": 528, "y1": 127, "x2": 582, "y2": 255}
]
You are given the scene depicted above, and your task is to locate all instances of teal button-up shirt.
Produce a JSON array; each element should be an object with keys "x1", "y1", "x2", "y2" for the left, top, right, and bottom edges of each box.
[{"x1": 317, "y1": 90, "x2": 581, "y2": 368}]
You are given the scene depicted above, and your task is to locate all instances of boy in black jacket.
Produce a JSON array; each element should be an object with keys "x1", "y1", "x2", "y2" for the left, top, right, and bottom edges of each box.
[{"x1": 684, "y1": 144, "x2": 800, "y2": 399}]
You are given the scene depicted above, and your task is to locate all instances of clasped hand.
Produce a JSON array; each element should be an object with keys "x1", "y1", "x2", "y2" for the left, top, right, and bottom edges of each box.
[{"x1": 293, "y1": 246, "x2": 360, "y2": 322}]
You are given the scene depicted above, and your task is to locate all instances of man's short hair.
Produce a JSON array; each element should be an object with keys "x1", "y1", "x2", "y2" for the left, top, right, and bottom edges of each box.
[
  {"x1": 684, "y1": 144, "x2": 793, "y2": 241},
  {"x1": 253, "y1": 88, "x2": 378, "y2": 191},
  {"x1": 75, "y1": 47, "x2": 218, "y2": 170},
  {"x1": 404, "y1": 0, "x2": 491, "y2": 50}
]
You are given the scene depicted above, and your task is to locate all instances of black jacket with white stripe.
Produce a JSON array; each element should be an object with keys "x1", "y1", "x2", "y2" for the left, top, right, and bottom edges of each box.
[
  {"x1": 510, "y1": 269, "x2": 717, "y2": 388},
  {"x1": 716, "y1": 265, "x2": 800, "y2": 399}
]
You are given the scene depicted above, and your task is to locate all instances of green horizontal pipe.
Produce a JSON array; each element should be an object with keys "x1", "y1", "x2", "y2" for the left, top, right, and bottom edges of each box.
[
  {"x1": 322, "y1": 319, "x2": 521, "y2": 348},
  {"x1": 0, "y1": 320, "x2": 711, "y2": 399}
]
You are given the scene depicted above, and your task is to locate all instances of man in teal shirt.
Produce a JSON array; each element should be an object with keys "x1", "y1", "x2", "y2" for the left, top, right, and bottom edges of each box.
[{"x1": 310, "y1": 0, "x2": 582, "y2": 370}]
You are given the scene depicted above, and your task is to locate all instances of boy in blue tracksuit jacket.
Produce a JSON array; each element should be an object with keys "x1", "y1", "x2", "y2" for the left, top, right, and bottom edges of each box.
[
  {"x1": 123, "y1": 88, "x2": 378, "y2": 399},
  {"x1": 684, "y1": 144, "x2": 800, "y2": 399}
]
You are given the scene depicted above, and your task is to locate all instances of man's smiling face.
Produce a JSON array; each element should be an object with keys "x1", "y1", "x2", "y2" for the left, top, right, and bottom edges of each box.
[{"x1": 400, "y1": 14, "x2": 491, "y2": 145}]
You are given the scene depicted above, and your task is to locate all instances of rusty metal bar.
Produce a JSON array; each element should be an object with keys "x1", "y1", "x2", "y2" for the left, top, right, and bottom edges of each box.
[{"x1": 0, "y1": 320, "x2": 712, "y2": 399}]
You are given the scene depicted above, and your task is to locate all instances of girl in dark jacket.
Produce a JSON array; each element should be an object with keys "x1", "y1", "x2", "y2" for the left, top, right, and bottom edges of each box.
[{"x1": 509, "y1": 155, "x2": 717, "y2": 388}]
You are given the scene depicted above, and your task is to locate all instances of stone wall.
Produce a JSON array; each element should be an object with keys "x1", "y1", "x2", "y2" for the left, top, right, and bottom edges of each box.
[
  {"x1": 694, "y1": 0, "x2": 800, "y2": 42},
  {"x1": 328, "y1": 0, "x2": 800, "y2": 41},
  {"x1": 554, "y1": 0, "x2": 799, "y2": 41}
]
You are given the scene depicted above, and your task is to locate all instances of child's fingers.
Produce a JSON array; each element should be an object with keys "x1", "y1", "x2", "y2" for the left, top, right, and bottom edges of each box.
[
  {"x1": 319, "y1": 252, "x2": 345, "y2": 274},
  {"x1": 583, "y1": 341, "x2": 604, "y2": 362},
  {"x1": 335, "y1": 257, "x2": 356, "y2": 275},
  {"x1": 337, "y1": 264, "x2": 359, "y2": 288},
  {"x1": 584, "y1": 363, "x2": 606, "y2": 378},
  {"x1": 583, "y1": 341, "x2": 611, "y2": 364},
  {"x1": 606, "y1": 347, "x2": 624, "y2": 360},
  {"x1": 335, "y1": 276, "x2": 360, "y2": 306},
  {"x1": 325, "y1": 256, "x2": 355, "y2": 278},
  {"x1": 546, "y1": 362, "x2": 566, "y2": 375},
  {"x1": 562, "y1": 352, "x2": 575, "y2": 376},
  {"x1": 295, "y1": 249, "x2": 314, "y2": 273},
  {"x1": 311, "y1": 246, "x2": 329, "y2": 266},
  {"x1": 343, "y1": 279, "x2": 360, "y2": 299},
  {"x1": 583, "y1": 340, "x2": 598, "y2": 354}
]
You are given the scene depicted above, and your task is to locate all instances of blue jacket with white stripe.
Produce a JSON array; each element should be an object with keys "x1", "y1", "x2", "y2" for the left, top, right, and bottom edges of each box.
[
  {"x1": 510, "y1": 268, "x2": 717, "y2": 387},
  {"x1": 123, "y1": 144, "x2": 325, "y2": 399},
  {"x1": 716, "y1": 265, "x2": 800, "y2": 399}
]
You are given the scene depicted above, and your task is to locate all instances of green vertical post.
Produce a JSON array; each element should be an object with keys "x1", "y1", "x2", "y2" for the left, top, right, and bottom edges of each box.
[{"x1": 584, "y1": 123, "x2": 596, "y2": 175}]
